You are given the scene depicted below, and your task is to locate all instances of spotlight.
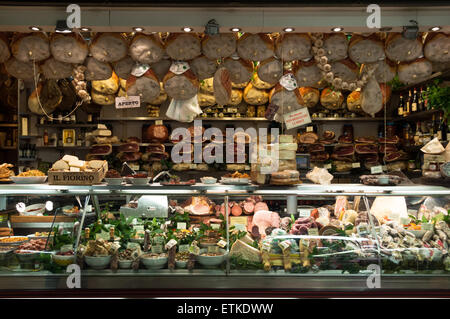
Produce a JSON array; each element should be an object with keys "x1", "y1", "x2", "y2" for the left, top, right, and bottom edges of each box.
[
  {"x1": 133, "y1": 27, "x2": 144, "y2": 32},
  {"x1": 332, "y1": 27, "x2": 343, "y2": 32},
  {"x1": 29, "y1": 26, "x2": 41, "y2": 31},
  {"x1": 183, "y1": 27, "x2": 193, "y2": 32},
  {"x1": 430, "y1": 26, "x2": 441, "y2": 31},
  {"x1": 283, "y1": 27, "x2": 294, "y2": 32},
  {"x1": 80, "y1": 27, "x2": 91, "y2": 32},
  {"x1": 230, "y1": 27, "x2": 241, "y2": 32}
]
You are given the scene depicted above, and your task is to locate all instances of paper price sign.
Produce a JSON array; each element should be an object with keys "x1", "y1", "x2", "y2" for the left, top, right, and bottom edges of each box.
[
  {"x1": 371, "y1": 165, "x2": 383, "y2": 174},
  {"x1": 165, "y1": 239, "x2": 177, "y2": 250},
  {"x1": 230, "y1": 216, "x2": 248, "y2": 226},
  {"x1": 352, "y1": 162, "x2": 361, "y2": 168},
  {"x1": 115, "y1": 96, "x2": 140, "y2": 109},
  {"x1": 211, "y1": 223, "x2": 220, "y2": 230},
  {"x1": 284, "y1": 108, "x2": 312, "y2": 130},
  {"x1": 217, "y1": 240, "x2": 227, "y2": 248},
  {"x1": 307, "y1": 228, "x2": 319, "y2": 236},
  {"x1": 299, "y1": 208, "x2": 311, "y2": 217},
  {"x1": 324, "y1": 163, "x2": 332, "y2": 169},
  {"x1": 151, "y1": 245, "x2": 163, "y2": 254}
]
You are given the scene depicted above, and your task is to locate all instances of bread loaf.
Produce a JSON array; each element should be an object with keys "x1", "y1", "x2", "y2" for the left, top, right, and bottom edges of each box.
[
  {"x1": 165, "y1": 33, "x2": 201, "y2": 61},
  {"x1": 237, "y1": 33, "x2": 274, "y2": 61},
  {"x1": 11, "y1": 32, "x2": 50, "y2": 62},
  {"x1": 202, "y1": 33, "x2": 237, "y2": 60},
  {"x1": 90, "y1": 33, "x2": 128, "y2": 63},
  {"x1": 50, "y1": 33, "x2": 88, "y2": 64},
  {"x1": 129, "y1": 33, "x2": 164, "y2": 64}
]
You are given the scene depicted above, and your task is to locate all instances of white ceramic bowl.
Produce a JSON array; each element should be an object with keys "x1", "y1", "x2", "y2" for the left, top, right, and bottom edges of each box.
[
  {"x1": 11, "y1": 176, "x2": 47, "y2": 184},
  {"x1": 195, "y1": 248, "x2": 227, "y2": 268},
  {"x1": 118, "y1": 259, "x2": 133, "y2": 269},
  {"x1": 105, "y1": 178, "x2": 123, "y2": 185},
  {"x1": 141, "y1": 255, "x2": 168, "y2": 269},
  {"x1": 52, "y1": 254, "x2": 75, "y2": 266},
  {"x1": 131, "y1": 177, "x2": 150, "y2": 185},
  {"x1": 22, "y1": 204, "x2": 45, "y2": 216},
  {"x1": 84, "y1": 255, "x2": 111, "y2": 270}
]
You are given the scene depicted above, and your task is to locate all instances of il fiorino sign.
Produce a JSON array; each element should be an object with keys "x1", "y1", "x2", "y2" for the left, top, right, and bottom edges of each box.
[{"x1": 283, "y1": 108, "x2": 312, "y2": 130}]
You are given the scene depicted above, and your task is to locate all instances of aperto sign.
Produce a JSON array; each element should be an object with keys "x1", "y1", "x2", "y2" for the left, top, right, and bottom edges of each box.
[{"x1": 115, "y1": 96, "x2": 141, "y2": 109}]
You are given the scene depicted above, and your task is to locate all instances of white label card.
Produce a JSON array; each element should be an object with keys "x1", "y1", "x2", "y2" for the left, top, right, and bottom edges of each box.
[
  {"x1": 324, "y1": 164, "x2": 332, "y2": 169},
  {"x1": 278, "y1": 240, "x2": 291, "y2": 250},
  {"x1": 165, "y1": 239, "x2": 177, "y2": 250},
  {"x1": 299, "y1": 209, "x2": 311, "y2": 217},
  {"x1": 308, "y1": 228, "x2": 319, "y2": 236},
  {"x1": 115, "y1": 96, "x2": 140, "y2": 109},
  {"x1": 211, "y1": 223, "x2": 220, "y2": 230},
  {"x1": 371, "y1": 165, "x2": 383, "y2": 174},
  {"x1": 178, "y1": 244, "x2": 190, "y2": 252},
  {"x1": 217, "y1": 240, "x2": 227, "y2": 248},
  {"x1": 352, "y1": 162, "x2": 361, "y2": 168},
  {"x1": 306, "y1": 126, "x2": 314, "y2": 132}
]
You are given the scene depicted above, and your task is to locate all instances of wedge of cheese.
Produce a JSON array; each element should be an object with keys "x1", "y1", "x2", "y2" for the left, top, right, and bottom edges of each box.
[
  {"x1": 52, "y1": 160, "x2": 69, "y2": 171},
  {"x1": 62, "y1": 155, "x2": 78, "y2": 163},
  {"x1": 92, "y1": 129, "x2": 112, "y2": 137},
  {"x1": 88, "y1": 160, "x2": 105, "y2": 170},
  {"x1": 279, "y1": 150, "x2": 296, "y2": 160},
  {"x1": 279, "y1": 142, "x2": 298, "y2": 151},
  {"x1": 69, "y1": 160, "x2": 86, "y2": 168},
  {"x1": 229, "y1": 240, "x2": 262, "y2": 263},
  {"x1": 279, "y1": 135, "x2": 294, "y2": 143}
]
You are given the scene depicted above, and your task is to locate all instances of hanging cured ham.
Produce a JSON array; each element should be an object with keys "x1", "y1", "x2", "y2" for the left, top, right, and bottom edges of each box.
[
  {"x1": 257, "y1": 57, "x2": 283, "y2": 84},
  {"x1": 275, "y1": 33, "x2": 312, "y2": 61},
  {"x1": 11, "y1": 33, "x2": 50, "y2": 62},
  {"x1": 40, "y1": 58, "x2": 73, "y2": 80},
  {"x1": 5, "y1": 57, "x2": 34, "y2": 80},
  {"x1": 398, "y1": 57, "x2": 432, "y2": 84},
  {"x1": 202, "y1": 33, "x2": 237, "y2": 60},
  {"x1": 213, "y1": 67, "x2": 232, "y2": 106},
  {"x1": 385, "y1": 32, "x2": 423, "y2": 62},
  {"x1": 295, "y1": 60, "x2": 323, "y2": 88},
  {"x1": 424, "y1": 33, "x2": 450, "y2": 63},
  {"x1": 50, "y1": 33, "x2": 88, "y2": 64},
  {"x1": 163, "y1": 69, "x2": 199, "y2": 100},
  {"x1": 90, "y1": 33, "x2": 128, "y2": 63},
  {"x1": 348, "y1": 34, "x2": 385, "y2": 64},
  {"x1": 189, "y1": 55, "x2": 217, "y2": 80},
  {"x1": 330, "y1": 58, "x2": 359, "y2": 83},
  {"x1": 165, "y1": 33, "x2": 201, "y2": 61},
  {"x1": 223, "y1": 57, "x2": 253, "y2": 85},
  {"x1": 237, "y1": 33, "x2": 274, "y2": 61},
  {"x1": 361, "y1": 76, "x2": 382, "y2": 116},
  {"x1": 129, "y1": 33, "x2": 165, "y2": 64},
  {"x1": 322, "y1": 33, "x2": 348, "y2": 62},
  {"x1": 113, "y1": 56, "x2": 135, "y2": 80},
  {"x1": 0, "y1": 33, "x2": 11, "y2": 63},
  {"x1": 84, "y1": 57, "x2": 113, "y2": 81},
  {"x1": 126, "y1": 69, "x2": 161, "y2": 103}
]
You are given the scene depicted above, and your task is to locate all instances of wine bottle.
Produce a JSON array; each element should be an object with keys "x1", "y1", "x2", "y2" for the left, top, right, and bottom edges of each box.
[
  {"x1": 418, "y1": 87, "x2": 424, "y2": 112},
  {"x1": 397, "y1": 94, "x2": 404, "y2": 116},
  {"x1": 404, "y1": 90, "x2": 412, "y2": 117},
  {"x1": 437, "y1": 113, "x2": 447, "y2": 141}
]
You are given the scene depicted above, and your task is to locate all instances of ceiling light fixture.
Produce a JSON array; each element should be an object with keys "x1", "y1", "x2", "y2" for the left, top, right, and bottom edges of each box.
[
  {"x1": 183, "y1": 27, "x2": 193, "y2": 32},
  {"x1": 230, "y1": 27, "x2": 241, "y2": 32},
  {"x1": 430, "y1": 26, "x2": 441, "y2": 31},
  {"x1": 55, "y1": 20, "x2": 72, "y2": 33},
  {"x1": 205, "y1": 19, "x2": 219, "y2": 35},
  {"x1": 402, "y1": 20, "x2": 419, "y2": 40},
  {"x1": 80, "y1": 27, "x2": 91, "y2": 32},
  {"x1": 332, "y1": 27, "x2": 343, "y2": 32},
  {"x1": 29, "y1": 26, "x2": 41, "y2": 31},
  {"x1": 283, "y1": 27, "x2": 294, "y2": 32},
  {"x1": 133, "y1": 27, "x2": 144, "y2": 32}
]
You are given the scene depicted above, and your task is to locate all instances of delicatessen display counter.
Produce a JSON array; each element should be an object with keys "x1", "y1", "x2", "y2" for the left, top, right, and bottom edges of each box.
[
  {"x1": 0, "y1": 3, "x2": 449, "y2": 295},
  {"x1": 0, "y1": 183, "x2": 449, "y2": 292}
]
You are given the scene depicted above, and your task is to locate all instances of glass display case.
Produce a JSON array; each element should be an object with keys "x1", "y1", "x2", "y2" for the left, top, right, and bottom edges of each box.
[{"x1": 0, "y1": 183, "x2": 449, "y2": 292}]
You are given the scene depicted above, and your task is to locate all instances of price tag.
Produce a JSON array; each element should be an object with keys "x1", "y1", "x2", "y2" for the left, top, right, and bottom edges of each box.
[
  {"x1": 127, "y1": 242, "x2": 141, "y2": 250},
  {"x1": 400, "y1": 217, "x2": 410, "y2": 225},
  {"x1": 422, "y1": 223, "x2": 433, "y2": 231},
  {"x1": 207, "y1": 245, "x2": 220, "y2": 254},
  {"x1": 352, "y1": 162, "x2": 361, "y2": 168},
  {"x1": 177, "y1": 222, "x2": 187, "y2": 230},
  {"x1": 151, "y1": 244, "x2": 163, "y2": 254},
  {"x1": 307, "y1": 228, "x2": 319, "y2": 236},
  {"x1": 298, "y1": 208, "x2": 311, "y2": 217},
  {"x1": 230, "y1": 216, "x2": 248, "y2": 226},
  {"x1": 306, "y1": 126, "x2": 314, "y2": 132},
  {"x1": 217, "y1": 239, "x2": 227, "y2": 248},
  {"x1": 211, "y1": 223, "x2": 220, "y2": 230},
  {"x1": 324, "y1": 163, "x2": 332, "y2": 169},
  {"x1": 115, "y1": 96, "x2": 140, "y2": 109},
  {"x1": 371, "y1": 165, "x2": 383, "y2": 174},
  {"x1": 189, "y1": 245, "x2": 200, "y2": 255},
  {"x1": 155, "y1": 120, "x2": 163, "y2": 125},
  {"x1": 95, "y1": 231, "x2": 110, "y2": 240},
  {"x1": 165, "y1": 239, "x2": 177, "y2": 250},
  {"x1": 278, "y1": 240, "x2": 291, "y2": 250},
  {"x1": 234, "y1": 224, "x2": 247, "y2": 231},
  {"x1": 178, "y1": 244, "x2": 190, "y2": 252},
  {"x1": 193, "y1": 227, "x2": 200, "y2": 232}
]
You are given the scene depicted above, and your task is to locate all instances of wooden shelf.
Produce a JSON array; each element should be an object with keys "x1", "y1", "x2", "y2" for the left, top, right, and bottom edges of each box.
[
  {"x1": 36, "y1": 124, "x2": 97, "y2": 128},
  {"x1": 392, "y1": 109, "x2": 441, "y2": 121},
  {"x1": 100, "y1": 117, "x2": 268, "y2": 122},
  {"x1": 0, "y1": 123, "x2": 18, "y2": 128}
]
